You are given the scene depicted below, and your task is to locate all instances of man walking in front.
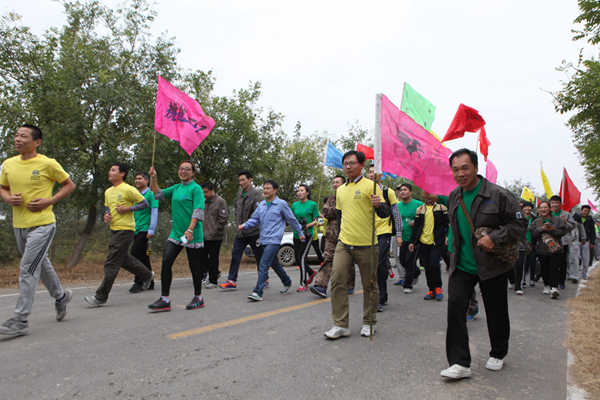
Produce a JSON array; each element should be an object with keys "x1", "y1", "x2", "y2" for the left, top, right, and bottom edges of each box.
[
  {"x1": 239, "y1": 180, "x2": 305, "y2": 301},
  {"x1": 0, "y1": 124, "x2": 76, "y2": 336},
  {"x1": 129, "y1": 172, "x2": 158, "y2": 293},
  {"x1": 441, "y1": 148, "x2": 527, "y2": 379},
  {"x1": 201, "y1": 181, "x2": 229, "y2": 289},
  {"x1": 324, "y1": 151, "x2": 390, "y2": 339},
  {"x1": 574, "y1": 205, "x2": 595, "y2": 281},
  {"x1": 550, "y1": 195, "x2": 576, "y2": 288},
  {"x1": 220, "y1": 170, "x2": 264, "y2": 290},
  {"x1": 397, "y1": 183, "x2": 424, "y2": 292},
  {"x1": 85, "y1": 163, "x2": 154, "y2": 307}
]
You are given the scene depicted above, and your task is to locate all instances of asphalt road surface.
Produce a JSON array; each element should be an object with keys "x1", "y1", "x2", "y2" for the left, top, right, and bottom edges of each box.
[{"x1": 0, "y1": 265, "x2": 574, "y2": 399}]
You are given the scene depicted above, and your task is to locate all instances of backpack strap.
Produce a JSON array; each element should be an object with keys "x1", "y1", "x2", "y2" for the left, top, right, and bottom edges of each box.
[{"x1": 459, "y1": 198, "x2": 476, "y2": 233}]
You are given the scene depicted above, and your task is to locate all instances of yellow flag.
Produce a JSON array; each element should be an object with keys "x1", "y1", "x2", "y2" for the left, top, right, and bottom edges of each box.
[
  {"x1": 540, "y1": 163, "x2": 553, "y2": 198},
  {"x1": 520, "y1": 186, "x2": 535, "y2": 202}
]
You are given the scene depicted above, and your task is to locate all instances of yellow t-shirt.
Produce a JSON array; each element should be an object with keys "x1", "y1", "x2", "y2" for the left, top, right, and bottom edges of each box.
[
  {"x1": 419, "y1": 204, "x2": 435, "y2": 245},
  {"x1": 0, "y1": 154, "x2": 70, "y2": 228},
  {"x1": 105, "y1": 183, "x2": 145, "y2": 231},
  {"x1": 336, "y1": 177, "x2": 383, "y2": 246},
  {"x1": 375, "y1": 187, "x2": 397, "y2": 235}
]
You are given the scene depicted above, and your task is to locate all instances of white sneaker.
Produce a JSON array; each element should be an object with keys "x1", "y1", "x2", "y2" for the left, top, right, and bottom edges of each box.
[
  {"x1": 550, "y1": 287, "x2": 560, "y2": 299},
  {"x1": 324, "y1": 326, "x2": 350, "y2": 339},
  {"x1": 507, "y1": 283, "x2": 514, "y2": 290},
  {"x1": 205, "y1": 283, "x2": 218, "y2": 289},
  {"x1": 360, "y1": 324, "x2": 376, "y2": 337},
  {"x1": 486, "y1": 357, "x2": 504, "y2": 371},
  {"x1": 404, "y1": 288, "x2": 413, "y2": 294},
  {"x1": 515, "y1": 290, "x2": 524, "y2": 295},
  {"x1": 441, "y1": 364, "x2": 472, "y2": 379},
  {"x1": 542, "y1": 286, "x2": 550, "y2": 294}
]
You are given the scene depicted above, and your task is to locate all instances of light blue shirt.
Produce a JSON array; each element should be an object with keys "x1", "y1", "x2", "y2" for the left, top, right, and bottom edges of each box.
[
  {"x1": 243, "y1": 196, "x2": 303, "y2": 245},
  {"x1": 140, "y1": 187, "x2": 159, "y2": 235}
]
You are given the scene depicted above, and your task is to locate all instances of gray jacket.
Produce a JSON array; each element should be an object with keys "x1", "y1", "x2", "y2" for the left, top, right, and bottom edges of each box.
[
  {"x1": 234, "y1": 186, "x2": 262, "y2": 238},
  {"x1": 447, "y1": 176, "x2": 528, "y2": 281},
  {"x1": 556, "y1": 210, "x2": 576, "y2": 245}
]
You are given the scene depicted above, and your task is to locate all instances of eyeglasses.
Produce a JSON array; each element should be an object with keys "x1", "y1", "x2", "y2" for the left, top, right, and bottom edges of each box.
[
  {"x1": 342, "y1": 161, "x2": 359, "y2": 167},
  {"x1": 178, "y1": 167, "x2": 193, "y2": 172}
]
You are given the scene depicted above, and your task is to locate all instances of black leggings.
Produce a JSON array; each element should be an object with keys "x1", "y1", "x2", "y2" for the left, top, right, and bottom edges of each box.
[
  {"x1": 294, "y1": 237, "x2": 314, "y2": 286},
  {"x1": 161, "y1": 241, "x2": 203, "y2": 297}
]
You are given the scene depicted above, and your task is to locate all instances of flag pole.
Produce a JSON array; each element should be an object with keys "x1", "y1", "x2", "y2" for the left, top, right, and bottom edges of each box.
[
  {"x1": 151, "y1": 130, "x2": 157, "y2": 167},
  {"x1": 370, "y1": 93, "x2": 383, "y2": 341}
]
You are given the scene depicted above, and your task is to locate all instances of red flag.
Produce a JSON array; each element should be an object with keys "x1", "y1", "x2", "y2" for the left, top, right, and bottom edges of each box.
[
  {"x1": 479, "y1": 128, "x2": 491, "y2": 160},
  {"x1": 356, "y1": 142, "x2": 374, "y2": 160},
  {"x1": 559, "y1": 168, "x2": 581, "y2": 211},
  {"x1": 536, "y1": 198, "x2": 541, "y2": 208},
  {"x1": 442, "y1": 104, "x2": 487, "y2": 142}
]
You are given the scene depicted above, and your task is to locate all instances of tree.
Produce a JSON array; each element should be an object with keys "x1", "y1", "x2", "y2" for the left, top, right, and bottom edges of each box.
[{"x1": 554, "y1": 1, "x2": 600, "y2": 196}]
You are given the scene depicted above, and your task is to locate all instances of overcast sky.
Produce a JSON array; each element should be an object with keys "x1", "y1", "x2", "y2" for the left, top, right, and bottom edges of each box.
[{"x1": 4, "y1": 0, "x2": 596, "y2": 204}]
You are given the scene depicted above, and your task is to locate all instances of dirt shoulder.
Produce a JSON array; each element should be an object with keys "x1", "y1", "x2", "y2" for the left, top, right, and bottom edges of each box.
[{"x1": 567, "y1": 267, "x2": 600, "y2": 398}]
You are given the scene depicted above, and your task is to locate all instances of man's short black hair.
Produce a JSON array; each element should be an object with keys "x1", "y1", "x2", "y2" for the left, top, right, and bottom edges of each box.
[
  {"x1": 264, "y1": 179, "x2": 279, "y2": 190},
  {"x1": 112, "y1": 162, "x2": 128, "y2": 180},
  {"x1": 521, "y1": 201, "x2": 534, "y2": 209},
  {"x1": 135, "y1": 172, "x2": 150, "y2": 182},
  {"x1": 581, "y1": 205, "x2": 591, "y2": 211},
  {"x1": 21, "y1": 124, "x2": 42, "y2": 141},
  {"x1": 341, "y1": 150, "x2": 366, "y2": 164},
  {"x1": 550, "y1": 195, "x2": 562, "y2": 203},
  {"x1": 368, "y1": 164, "x2": 374, "y2": 170},
  {"x1": 238, "y1": 170, "x2": 252, "y2": 179},
  {"x1": 399, "y1": 183, "x2": 413, "y2": 192},
  {"x1": 201, "y1": 181, "x2": 215, "y2": 191},
  {"x1": 333, "y1": 175, "x2": 346, "y2": 184},
  {"x1": 449, "y1": 148, "x2": 478, "y2": 169}
]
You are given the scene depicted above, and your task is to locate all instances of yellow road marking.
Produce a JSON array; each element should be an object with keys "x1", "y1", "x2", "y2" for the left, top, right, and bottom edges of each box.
[{"x1": 168, "y1": 290, "x2": 365, "y2": 339}]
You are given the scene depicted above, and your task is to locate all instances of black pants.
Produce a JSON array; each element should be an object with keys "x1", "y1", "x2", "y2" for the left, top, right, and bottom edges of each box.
[
  {"x1": 311, "y1": 238, "x2": 324, "y2": 264},
  {"x1": 400, "y1": 241, "x2": 420, "y2": 289},
  {"x1": 559, "y1": 245, "x2": 569, "y2": 286},
  {"x1": 539, "y1": 252, "x2": 561, "y2": 288},
  {"x1": 131, "y1": 231, "x2": 152, "y2": 285},
  {"x1": 417, "y1": 243, "x2": 443, "y2": 292},
  {"x1": 200, "y1": 240, "x2": 223, "y2": 285},
  {"x1": 294, "y1": 237, "x2": 314, "y2": 286},
  {"x1": 513, "y1": 251, "x2": 527, "y2": 291},
  {"x1": 446, "y1": 268, "x2": 510, "y2": 367},
  {"x1": 376, "y1": 234, "x2": 392, "y2": 304},
  {"x1": 524, "y1": 249, "x2": 537, "y2": 282},
  {"x1": 161, "y1": 241, "x2": 203, "y2": 297}
]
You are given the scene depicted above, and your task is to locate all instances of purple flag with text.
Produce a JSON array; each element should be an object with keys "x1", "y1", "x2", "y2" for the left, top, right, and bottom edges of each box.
[
  {"x1": 154, "y1": 75, "x2": 215, "y2": 155},
  {"x1": 378, "y1": 94, "x2": 456, "y2": 195}
]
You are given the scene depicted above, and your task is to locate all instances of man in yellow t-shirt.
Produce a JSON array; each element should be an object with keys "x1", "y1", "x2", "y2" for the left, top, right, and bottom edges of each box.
[
  {"x1": 324, "y1": 151, "x2": 390, "y2": 340},
  {"x1": 367, "y1": 165, "x2": 403, "y2": 312},
  {"x1": 84, "y1": 163, "x2": 154, "y2": 307},
  {"x1": 0, "y1": 124, "x2": 76, "y2": 336}
]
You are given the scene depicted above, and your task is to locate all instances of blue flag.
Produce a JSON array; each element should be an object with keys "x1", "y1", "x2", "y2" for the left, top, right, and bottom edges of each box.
[{"x1": 324, "y1": 141, "x2": 344, "y2": 169}]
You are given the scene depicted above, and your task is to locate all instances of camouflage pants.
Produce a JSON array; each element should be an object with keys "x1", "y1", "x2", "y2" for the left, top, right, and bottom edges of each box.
[{"x1": 314, "y1": 239, "x2": 355, "y2": 290}]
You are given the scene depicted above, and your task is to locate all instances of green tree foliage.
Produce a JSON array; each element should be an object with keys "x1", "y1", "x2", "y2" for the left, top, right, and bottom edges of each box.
[{"x1": 554, "y1": 1, "x2": 600, "y2": 196}]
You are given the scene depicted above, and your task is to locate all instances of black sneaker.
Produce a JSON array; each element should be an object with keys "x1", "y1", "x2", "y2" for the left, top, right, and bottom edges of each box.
[
  {"x1": 186, "y1": 296, "x2": 205, "y2": 310},
  {"x1": 377, "y1": 303, "x2": 384, "y2": 312},
  {"x1": 129, "y1": 283, "x2": 144, "y2": 294},
  {"x1": 148, "y1": 298, "x2": 171, "y2": 312}
]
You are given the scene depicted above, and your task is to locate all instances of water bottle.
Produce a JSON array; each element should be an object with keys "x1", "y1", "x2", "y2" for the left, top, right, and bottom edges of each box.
[{"x1": 146, "y1": 238, "x2": 153, "y2": 256}]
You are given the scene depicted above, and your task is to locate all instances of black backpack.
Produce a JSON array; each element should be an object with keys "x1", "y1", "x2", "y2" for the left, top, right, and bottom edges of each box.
[{"x1": 381, "y1": 186, "x2": 397, "y2": 236}]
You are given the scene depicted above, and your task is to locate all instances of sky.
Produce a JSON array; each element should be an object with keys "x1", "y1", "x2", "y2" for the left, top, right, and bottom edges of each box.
[{"x1": 2, "y1": 0, "x2": 597, "y2": 204}]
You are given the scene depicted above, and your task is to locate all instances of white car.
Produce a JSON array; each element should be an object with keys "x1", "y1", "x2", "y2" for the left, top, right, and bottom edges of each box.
[{"x1": 244, "y1": 231, "x2": 323, "y2": 267}]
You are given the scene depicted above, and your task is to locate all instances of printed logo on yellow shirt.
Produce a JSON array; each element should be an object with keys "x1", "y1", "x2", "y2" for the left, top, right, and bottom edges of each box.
[
  {"x1": 354, "y1": 190, "x2": 362, "y2": 200},
  {"x1": 31, "y1": 170, "x2": 40, "y2": 180}
]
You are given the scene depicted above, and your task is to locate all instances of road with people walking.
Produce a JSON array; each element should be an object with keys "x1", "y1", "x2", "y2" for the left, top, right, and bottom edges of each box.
[{"x1": 0, "y1": 263, "x2": 575, "y2": 399}]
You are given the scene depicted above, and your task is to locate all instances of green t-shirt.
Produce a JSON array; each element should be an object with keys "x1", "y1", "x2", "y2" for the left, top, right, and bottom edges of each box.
[
  {"x1": 552, "y1": 211, "x2": 561, "y2": 217},
  {"x1": 162, "y1": 181, "x2": 204, "y2": 243},
  {"x1": 134, "y1": 189, "x2": 159, "y2": 234},
  {"x1": 456, "y1": 179, "x2": 483, "y2": 275},
  {"x1": 526, "y1": 215, "x2": 533, "y2": 243},
  {"x1": 398, "y1": 198, "x2": 424, "y2": 242},
  {"x1": 582, "y1": 217, "x2": 587, "y2": 223},
  {"x1": 291, "y1": 200, "x2": 320, "y2": 239}
]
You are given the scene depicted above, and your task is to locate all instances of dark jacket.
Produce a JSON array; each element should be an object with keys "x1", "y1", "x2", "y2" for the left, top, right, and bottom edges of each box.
[
  {"x1": 409, "y1": 203, "x2": 448, "y2": 246},
  {"x1": 448, "y1": 176, "x2": 528, "y2": 281},
  {"x1": 573, "y1": 213, "x2": 596, "y2": 245},
  {"x1": 530, "y1": 215, "x2": 569, "y2": 256},
  {"x1": 234, "y1": 186, "x2": 262, "y2": 238},
  {"x1": 323, "y1": 194, "x2": 339, "y2": 243},
  {"x1": 203, "y1": 194, "x2": 229, "y2": 241}
]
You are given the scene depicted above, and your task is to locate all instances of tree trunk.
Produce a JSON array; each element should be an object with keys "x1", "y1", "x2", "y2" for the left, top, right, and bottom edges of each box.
[{"x1": 66, "y1": 205, "x2": 97, "y2": 268}]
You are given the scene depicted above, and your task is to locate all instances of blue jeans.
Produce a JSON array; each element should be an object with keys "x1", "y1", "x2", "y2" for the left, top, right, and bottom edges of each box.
[
  {"x1": 252, "y1": 244, "x2": 292, "y2": 296},
  {"x1": 227, "y1": 234, "x2": 263, "y2": 282}
]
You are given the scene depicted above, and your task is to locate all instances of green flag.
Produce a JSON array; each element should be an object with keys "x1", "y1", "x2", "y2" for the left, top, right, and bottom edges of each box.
[{"x1": 400, "y1": 83, "x2": 436, "y2": 130}]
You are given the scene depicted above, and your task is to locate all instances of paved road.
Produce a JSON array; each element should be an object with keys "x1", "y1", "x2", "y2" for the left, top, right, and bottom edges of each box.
[{"x1": 0, "y1": 265, "x2": 574, "y2": 399}]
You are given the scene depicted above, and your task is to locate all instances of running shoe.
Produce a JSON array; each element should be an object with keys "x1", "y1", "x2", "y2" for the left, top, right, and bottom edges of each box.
[
  {"x1": 441, "y1": 364, "x2": 471, "y2": 379},
  {"x1": 516, "y1": 290, "x2": 524, "y2": 295},
  {"x1": 142, "y1": 271, "x2": 155, "y2": 290},
  {"x1": 306, "y1": 271, "x2": 317, "y2": 285},
  {"x1": 263, "y1": 279, "x2": 270, "y2": 289},
  {"x1": 247, "y1": 292, "x2": 263, "y2": 301},
  {"x1": 148, "y1": 298, "x2": 171, "y2": 312},
  {"x1": 55, "y1": 289, "x2": 73, "y2": 321},
  {"x1": 486, "y1": 357, "x2": 505, "y2": 371},
  {"x1": 280, "y1": 285, "x2": 292, "y2": 294},
  {"x1": 219, "y1": 280, "x2": 237, "y2": 291},
  {"x1": 324, "y1": 326, "x2": 350, "y2": 339},
  {"x1": 467, "y1": 306, "x2": 479, "y2": 322},
  {"x1": 388, "y1": 268, "x2": 395, "y2": 279},
  {"x1": 186, "y1": 296, "x2": 205, "y2": 310},
  {"x1": 377, "y1": 303, "x2": 383, "y2": 312},
  {"x1": 394, "y1": 279, "x2": 405, "y2": 286},
  {"x1": 0, "y1": 317, "x2": 28, "y2": 336},
  {"x1": 404, "y1": 288, "x2": 413, "y2": 294},
  {"x1": 84, "y1": 296, "x2": 106, "y2": 307},
  {"x1": 550, "y1": 287, "x2": 560, "y2": 299},
  {"x1": 424, "y1": 291, "x2": 434, "y2": 300},
  {"x1": 543, "y1": 286, "x2": 550, "y2": 294},
  {"x1": 310, "y1": 285, "x2": 327, "y2": 298},
  {"x1": 205, "y1": 283, "x2": 218, "y2": 289},
  {"x1": 347, "y1": 288, "x2": 355, "y2": 295},
  {"x1": 360, "y1": 324, "x2": 376, "y2": 337},
  {"x1": 435, "y1": 287, "x2": 444, "y2": 301},
  {"x1": 297, "y1": 285, "x2": 309, "y2": 292},
  {"x1": 129, "y1": 282, "x2": 144, "y2": 294},
  {"x1": 530, "y1": 281, "x2": 535, "y2": 287}
]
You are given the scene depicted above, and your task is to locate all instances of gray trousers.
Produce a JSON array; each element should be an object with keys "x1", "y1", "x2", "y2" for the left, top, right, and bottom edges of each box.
[
  {"x1": 14, "y1": 223, "x2": 64, "y2": 319},
  {"x1": 95, "y1": 230, "x2": 153, "y2": 302},
  {"x1": 581, "y1": 243, "x2": 591, "y2": 278},
  {"x1": 568, "y1": 242, "x2": 581, "y2": 280},
  {"x1": 391, "y1": 240, "x2": 405, "y2": 277}
]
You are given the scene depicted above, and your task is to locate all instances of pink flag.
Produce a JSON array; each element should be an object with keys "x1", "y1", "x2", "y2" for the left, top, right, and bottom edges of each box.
[
  {"x1": 485, "y1": 158, "x2": 497, "y2": 184},
  {"x1": 378, "y1": 94, "x2": 456, "y2": 195},
  {"x1": 154, "y1": 75, "x2": 215, "y2": 156},
  {"x1": 588, "y1": 199, "x2": 598, "y2": 212}
]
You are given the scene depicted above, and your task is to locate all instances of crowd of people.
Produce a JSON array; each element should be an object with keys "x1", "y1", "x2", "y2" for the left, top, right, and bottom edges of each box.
[{"x1": 0, "y1": 124, "x2": 597, "y2": 381}]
